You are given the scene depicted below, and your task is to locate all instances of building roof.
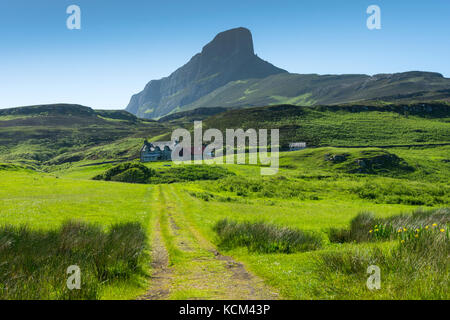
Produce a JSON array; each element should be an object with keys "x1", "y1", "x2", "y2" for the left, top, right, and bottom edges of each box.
[
  {"x1": 140, "y1": 140, "x2": 208, "y2": 155},
  {"x1": 152, "y1": 141, "x2": 177, "y2": 149},
  {"x1": 141, "y1": 140, "x2": 177, "y2": 152}
]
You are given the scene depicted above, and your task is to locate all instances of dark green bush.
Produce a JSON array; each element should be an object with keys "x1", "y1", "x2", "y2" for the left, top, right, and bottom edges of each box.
[
  {"x1": 111, "y1": 167, "x2": 150, "y2": 183},
  {"x1": 93, "y1": 162, "x2": 156, "y2": 183}
]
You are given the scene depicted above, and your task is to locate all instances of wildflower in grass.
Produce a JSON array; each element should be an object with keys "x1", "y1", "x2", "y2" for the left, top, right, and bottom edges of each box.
[
  {"x1": 403, "y1": 228, "x2": 407, "y2": 232},
  {"x1": 398, "y1": 228, "x2": 402, "y2": 233},
  {"x1": 401, "y1": 240, "x2": 405, "y2": 244},
  {"x1": 415, "y1": 234, "x2": 419, "y2": 238},
  {"x1": 369, "y1": 230, "x2": 373, "y2": 233},
  {"x1": 425, "y1": 225, "x2": 429, "y2": 230},
  {"x1": 440, "y1": 229, "x2": 445, "y2": 233},
  {"x1": 432, "y1": 223, "x2": 437, "y2": 227},
  {"x1": 415, "y1": 229, "x2": 420, "y2": 233}
]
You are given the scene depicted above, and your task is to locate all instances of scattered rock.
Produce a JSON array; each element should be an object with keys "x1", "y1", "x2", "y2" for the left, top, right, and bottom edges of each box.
[{"x1": 324, "y1": 153, "x2": 348, "y2": 163}]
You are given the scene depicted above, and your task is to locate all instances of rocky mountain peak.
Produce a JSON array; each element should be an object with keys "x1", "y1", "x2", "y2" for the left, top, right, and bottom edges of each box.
[
  {"x1": 126, "y1": 27, "x2": 286, "y2": 118},
  {"x1": 201, "y1": 27, "x2": 254, "y2": 59}
]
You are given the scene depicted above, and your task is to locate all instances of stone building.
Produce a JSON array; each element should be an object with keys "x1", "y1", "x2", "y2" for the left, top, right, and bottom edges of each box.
[{"x1": 140, "y1": 140, "x2": 178, "y2": 162}]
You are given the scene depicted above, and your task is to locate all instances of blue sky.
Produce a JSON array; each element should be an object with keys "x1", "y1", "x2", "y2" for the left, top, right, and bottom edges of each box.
[{"x1": 0, "y1": 0, "x2": 449, "y2": 109}]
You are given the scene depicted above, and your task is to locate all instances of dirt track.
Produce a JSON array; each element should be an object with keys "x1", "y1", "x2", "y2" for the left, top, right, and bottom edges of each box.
[{"x1": 138, "y1": 185, "x2": 279, "y2": 300}]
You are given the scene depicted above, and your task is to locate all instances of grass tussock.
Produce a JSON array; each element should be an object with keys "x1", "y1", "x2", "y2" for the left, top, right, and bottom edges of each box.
[
  {"x1": 149, "y1": 165, "x2": 234, "y2": 184},
  {"x1": 213, "y1": 219, "x2": 322, "y2": 253},
  {"x1": 328, "y1": 207, "x2": 449, "y2": 243},
  {"x1": 317, "y1": 222, "x2": 449, "y2": 299},
  {"x1": 214, "y1": 175, "x2": 321, "y2": 200},
  {"x1": 0, "y1": 220, "x2": 148, "y2": 300}
]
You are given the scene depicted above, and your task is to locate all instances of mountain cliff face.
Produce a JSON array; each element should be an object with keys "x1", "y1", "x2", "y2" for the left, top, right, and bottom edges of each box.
[
  {"x1": 126, "y1": 27, "x2": 286, "y2": 118},
  {"x1": 126, "y1": 27, "x2": 450, "y2": 119}
]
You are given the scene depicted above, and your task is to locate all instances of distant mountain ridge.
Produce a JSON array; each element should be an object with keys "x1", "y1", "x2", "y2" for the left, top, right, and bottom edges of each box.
[
  {"x1": 181, "y1": 71, "x2": 450, "y2": 111},
  {"x1": 126, "y1": 27, "x2": 450, "y2": 119}
]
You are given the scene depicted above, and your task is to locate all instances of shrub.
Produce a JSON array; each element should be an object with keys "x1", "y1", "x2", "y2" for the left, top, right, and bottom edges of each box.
[
  {"x1": 111, "y1": 167, "x2": 150, "y2": 183},
  {"x1": 149, "y1": 165, "x2": 234, "y2": 184},
  {"x1": 213, "y1": 219, "x2": 322, "y2": 253},
  {"x1": 93, "y1": 162, "x2": 156, "y2": 183}
]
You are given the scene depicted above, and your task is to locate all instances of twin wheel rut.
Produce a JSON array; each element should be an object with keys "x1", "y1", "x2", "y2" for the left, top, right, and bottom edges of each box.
[{"x1": 139, "y1": 185, "x2": 279, "y2": 300}]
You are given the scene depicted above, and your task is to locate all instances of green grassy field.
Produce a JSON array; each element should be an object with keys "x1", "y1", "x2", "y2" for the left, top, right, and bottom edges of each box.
[
  {"x1": 0, "y1": 166, "x2": 155, "y2": 299},
  {"x1": 1, "y1": 144, "x2": 448, "y2": 299},
  {"x1": 0, "y1": 102, "x2": 449, "y2": 299}
]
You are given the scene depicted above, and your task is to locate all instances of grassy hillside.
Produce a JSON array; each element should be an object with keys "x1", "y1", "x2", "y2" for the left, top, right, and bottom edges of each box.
[
  {"x1": 157, "y1": 107, "x2": 230, "y2": 125},
  {"x1": 279, "y1": 147, "x2": 413, "y2": 175},
  {"x1": 0, "y1": 104, "x2": 169, "y2": 167},
  {"x1": 2, "y1": 102, "x2": 449, "y2": 170},
  {"x1": 177, "y1": 72, "x2": 450, "y2": 114},
  {"x1": 201, "y1": 102, "x2": 450, "y2": 147}
]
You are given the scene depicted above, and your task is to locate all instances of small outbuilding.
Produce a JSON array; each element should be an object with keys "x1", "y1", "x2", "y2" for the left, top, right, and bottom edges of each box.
[{"x1": 288, "y1": 142, "x2": 307, "y2": 151}]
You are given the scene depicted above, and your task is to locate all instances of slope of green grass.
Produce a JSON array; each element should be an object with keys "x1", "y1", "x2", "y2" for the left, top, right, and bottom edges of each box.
[
  {"x1": 0, "y1": 104, "x2": 169, "y2": 167},
  {"x1": 203, "y1": 103, "x2": 450, "y2": 147}
]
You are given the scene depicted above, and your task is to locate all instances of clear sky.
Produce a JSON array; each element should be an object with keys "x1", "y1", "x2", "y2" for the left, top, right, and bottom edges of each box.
[{"x1": 0, "y1": 0, "x2": 449, "y2": 109}]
